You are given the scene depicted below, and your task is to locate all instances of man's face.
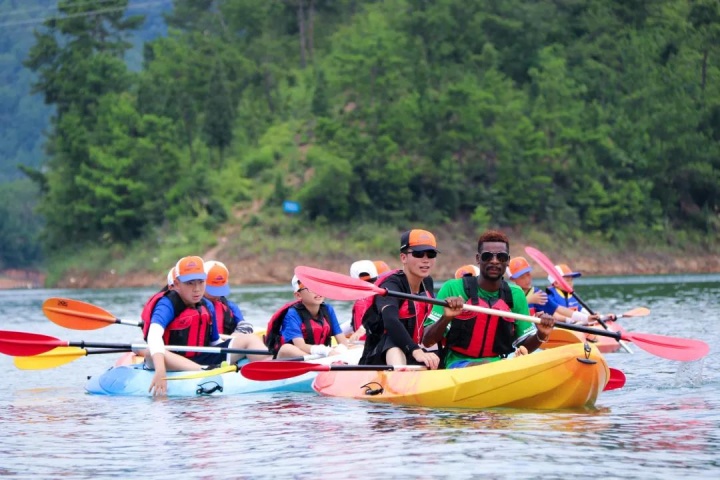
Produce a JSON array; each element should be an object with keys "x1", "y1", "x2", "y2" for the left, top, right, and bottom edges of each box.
[{"x1": 476, "y1": 241, "x2": 510, "y2": 281}]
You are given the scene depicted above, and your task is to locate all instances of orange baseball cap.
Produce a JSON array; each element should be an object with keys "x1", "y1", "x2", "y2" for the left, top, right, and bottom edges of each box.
[
  {"x1": 454, "y1": 264, "x2": 480, "y2": 278},
  {"x1": 506, "y1": 257, "x2": 532, "y2": 279},
  {"x1": 175, "y1": 256, "x2": 206, "y2": 282},
  {"x1": 548, "y1": 263, "x2": 582, "y2": 283},
  {"x1": 204, "y1": 260, "x2": 230, "y2": 297},
  {"x1": 373, "y1": 260, "x2": 391, "y2": 275},
  {"x1": 400, "y1": 229, "x2": 439, "y2": 252}
]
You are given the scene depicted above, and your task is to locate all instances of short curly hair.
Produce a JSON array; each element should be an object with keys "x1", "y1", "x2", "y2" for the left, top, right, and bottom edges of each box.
[{"x1": 477, "y1": 230, "x2": 509, "y2": 253}]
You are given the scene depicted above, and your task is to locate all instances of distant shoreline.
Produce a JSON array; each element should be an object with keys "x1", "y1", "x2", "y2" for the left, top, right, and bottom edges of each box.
[{"x1": 3, "y1": 246, "x2": 719, "y2": 290}]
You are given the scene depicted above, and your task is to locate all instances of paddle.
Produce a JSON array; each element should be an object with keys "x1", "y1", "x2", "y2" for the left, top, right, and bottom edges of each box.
[
  {"x1": 0, "y1": 330, "x2": 271, "y2": 357},
  {"x1": 605, "y1": 367, "x2": 626, "y2": 391},
  {"x1": 524, "y1": 246, "x2": 634, "y2": 354},
  {"x1": 293, "y1": 266, "x2": 709, "y2": 362},
  {"x1": 13, "y1": 347, "x2": 129, "y2": 370},
  {"x1": 43, "y1": 297, "x2": 142, "y2": 330},
  {"x1": 241, "y1": 358, "x2": 625, "y2": 389},
  {"x1": 602, "y1": 307, "x2": 650, "y2": 321},
  {"x1": 241, "y1": 361, "x2": 426, "y2": 381},
  {"x1": 166, "y1": 354, "x2": 323, "y2": 381}
]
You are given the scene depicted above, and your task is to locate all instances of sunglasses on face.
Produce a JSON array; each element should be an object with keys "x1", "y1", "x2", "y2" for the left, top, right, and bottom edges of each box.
[
  {"x1": 407, "y1": 250, "x2": 438, "y2": 259},
  {"x1": 479, "y1": 251, "x2": 510, "y2": 262}
]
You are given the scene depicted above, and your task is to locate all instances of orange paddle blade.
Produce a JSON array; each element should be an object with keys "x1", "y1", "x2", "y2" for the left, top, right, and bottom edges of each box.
[{"x1": 43, "y1": 297, "x2": 142, "y2": 330}]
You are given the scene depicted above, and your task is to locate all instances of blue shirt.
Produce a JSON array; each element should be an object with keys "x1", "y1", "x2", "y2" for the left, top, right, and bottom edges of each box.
[
  {"x1": 150, "y1": 296, "x2": 220, "y2": 343},
  {"x1": 529, "y1": 286, "x2": 560, "y2": 315},
  {"x1": 280, "y1": 303, "x2": 342, "y2": 344}
]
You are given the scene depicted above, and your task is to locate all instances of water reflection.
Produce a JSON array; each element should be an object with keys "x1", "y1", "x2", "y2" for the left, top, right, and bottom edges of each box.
[{"x1": 1, "y1": 277, "x2": 720, "y2": 478}]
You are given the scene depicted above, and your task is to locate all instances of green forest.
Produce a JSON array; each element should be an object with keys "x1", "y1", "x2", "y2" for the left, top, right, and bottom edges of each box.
[{"x1": 1, "y1": 0, "x2": 719, "y2": 277}]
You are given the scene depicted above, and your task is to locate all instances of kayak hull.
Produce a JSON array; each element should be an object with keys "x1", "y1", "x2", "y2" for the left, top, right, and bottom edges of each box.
[
  {"x1": 312, "y1": 344, "x2": 608, "y2": 409},
  {"x1": 85, "y1": 348, "x2": 361, "y2": 397},
  {"x1": 546, "y1": 321, "x2": 627, "y2": 354}
]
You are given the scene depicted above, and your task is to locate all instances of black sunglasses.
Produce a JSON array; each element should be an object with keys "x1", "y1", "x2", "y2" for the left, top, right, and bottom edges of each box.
[
  {"x1": 479, "y1": 251, "x2": 510, "y2": 262},
  {"x1": 407, "y1": 250, "x2": 438, "y2": 259}
]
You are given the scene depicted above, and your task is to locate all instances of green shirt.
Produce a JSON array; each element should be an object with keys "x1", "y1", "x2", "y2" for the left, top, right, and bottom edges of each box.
[{"x1": 424, "y1": 278, "x2": 534, "y2": 366}]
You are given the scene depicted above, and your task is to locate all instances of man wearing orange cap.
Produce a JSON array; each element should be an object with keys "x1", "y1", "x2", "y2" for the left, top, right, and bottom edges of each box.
[
  {"x1": 359, "y1": 229, "x2": 464, "y2": 369},
  {"x1": 422, "y1": 230, "x2": 556, "y2": 368},
  {"x1": 141, "y1": 256, "x2": 267, "y2": 396}
]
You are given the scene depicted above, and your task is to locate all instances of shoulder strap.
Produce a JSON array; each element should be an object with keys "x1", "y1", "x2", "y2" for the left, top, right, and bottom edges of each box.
[
  {"x1": 166, "y1": 290, "x2": 188, "y2": 316},
  {"x1": 462, "y1": 276, "x2": 479, "y2": 304},
  {"x1": 499, "y1": 280, "x2": 514, "y2": 309}
]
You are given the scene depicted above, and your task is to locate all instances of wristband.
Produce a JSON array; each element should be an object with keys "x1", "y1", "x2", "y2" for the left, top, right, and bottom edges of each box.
[
  {"x1": 571, "y1": 311, "x2": 589, "y2": 324},
  {"x1": 536, "y1": 332, "x2": 548, "y2": 343},
  {"x1": 310, "y1": 345, "x2": 331, "y2": 357}
]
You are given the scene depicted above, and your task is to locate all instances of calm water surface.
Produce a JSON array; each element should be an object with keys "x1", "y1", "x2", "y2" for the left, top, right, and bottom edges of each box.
[{"x1": 1, "y1": 275, "x2": 719, "y2": 479}]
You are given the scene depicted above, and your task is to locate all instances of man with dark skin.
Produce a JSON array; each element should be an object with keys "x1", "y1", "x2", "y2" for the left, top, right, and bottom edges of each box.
[{"x1": 423, "y1": 230, "x2": 555, "y2": 368}]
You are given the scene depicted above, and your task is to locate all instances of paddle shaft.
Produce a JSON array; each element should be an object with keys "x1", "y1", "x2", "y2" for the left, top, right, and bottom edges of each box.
[
  {"x1": 378, "y1": 289, "x2": 625, "y2": 340},
  {"x1": 2, "y1": 336, "x2": 270, "y2": 356}
]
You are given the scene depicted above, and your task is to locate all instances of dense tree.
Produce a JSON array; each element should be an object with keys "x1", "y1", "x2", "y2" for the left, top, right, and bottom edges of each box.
[{"x1": 8, "y1": 0, "x2": 720, "y2": 268}]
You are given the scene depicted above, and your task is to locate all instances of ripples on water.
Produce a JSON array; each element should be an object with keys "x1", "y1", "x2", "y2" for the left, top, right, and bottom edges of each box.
[{"x1": 1, "y1": 276, "x2": 719, "y2": 479}]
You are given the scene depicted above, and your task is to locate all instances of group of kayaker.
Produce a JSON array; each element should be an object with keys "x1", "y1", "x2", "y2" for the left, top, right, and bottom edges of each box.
[{"x1": 141, "y1": 228, "x2": 604, "y2": 395}]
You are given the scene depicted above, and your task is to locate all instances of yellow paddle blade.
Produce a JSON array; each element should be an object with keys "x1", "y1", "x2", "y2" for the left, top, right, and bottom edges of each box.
[
  {"x1": 165, "y1": 363, "x2": 237, "y2": 381},
  {"x1": 13, "y1": 347, "x2": 88, "y2": 370}
]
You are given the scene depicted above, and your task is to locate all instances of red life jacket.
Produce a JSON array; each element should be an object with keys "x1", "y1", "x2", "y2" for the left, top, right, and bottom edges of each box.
[
  {"x1": 140, "y1": 290, "x2": 213, "y2": 358},
  {"x1": 361, "y1": 270, "x2": 433, "y2": 345},
  {"x1": 210, "y1": 297, "x2": 236, "y2": 335},
  {"x1": 445, "y1": 276, "x2": 516, "y2": 358},
  {"x1": 264, "y1": 300, "x2": 333, "y2": 355}
]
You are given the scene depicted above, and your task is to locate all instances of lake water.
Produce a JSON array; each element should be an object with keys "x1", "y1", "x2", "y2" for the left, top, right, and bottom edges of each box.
[{"x1": 1, "y1": 275, "x2": 719, "y2": 479}]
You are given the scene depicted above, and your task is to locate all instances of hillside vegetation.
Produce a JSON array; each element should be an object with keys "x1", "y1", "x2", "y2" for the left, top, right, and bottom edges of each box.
[{"x1": 2, "y1": 0, "x2": 719, "y2": 282}]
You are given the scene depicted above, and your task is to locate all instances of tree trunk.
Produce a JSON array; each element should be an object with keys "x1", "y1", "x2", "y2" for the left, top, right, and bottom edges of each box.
[
  {"x1": 297, "y1": 0, "x2": 307, "y2": 69},
  {"x1": 308, "y1": 0, "x2": 315, "y2": 63}
]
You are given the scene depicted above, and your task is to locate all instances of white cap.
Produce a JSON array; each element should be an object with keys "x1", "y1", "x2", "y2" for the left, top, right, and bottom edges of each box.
[
  {"x1": 166, "y1": 267, "x2": 177, "y2": 287},
  {"x1": 291, "y1": 274, "x2": 303, "y2": 292},
  {"x1": 350, "y1": 260, "x2": 378, "y2": 280}
]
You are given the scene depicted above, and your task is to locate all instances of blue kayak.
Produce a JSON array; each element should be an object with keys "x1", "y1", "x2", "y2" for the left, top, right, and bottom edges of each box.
[{"x1": 85, "y1": 348, "x2": 362, "y2": 397}]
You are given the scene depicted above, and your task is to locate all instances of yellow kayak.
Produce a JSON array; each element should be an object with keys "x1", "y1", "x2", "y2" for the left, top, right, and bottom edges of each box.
[{"x1": 312, "y1": 343, "x2": 608, "y2": 409}]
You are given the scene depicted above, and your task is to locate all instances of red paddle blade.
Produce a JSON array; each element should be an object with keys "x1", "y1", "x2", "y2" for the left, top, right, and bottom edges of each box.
[
  {"x1": 525, "y1": 246, "x2": 574, "y2": 294},
  {"x1": 623, "y1": 332, "x2": 709, "y2": 362},
  {"x1": 0, "y1": 330, "x2": 66, "y2": 356},
  {"x1": 241, "y1": 361, "x2": 330, "y2": 381},
  {"x1": 294, "y1": 266, "x2": 385, "y2": 301},
  {"x1": 604, "y1": 368, "x2": 626, "y2": 391}
]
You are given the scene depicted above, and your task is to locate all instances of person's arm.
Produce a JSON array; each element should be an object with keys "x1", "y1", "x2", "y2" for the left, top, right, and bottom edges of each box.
[
  {"x1": 326, "y1": 305, "x2": 349, "y2": 347},
  {"x1": 229, "y1": 301, "x2": 254, "y2": 334},
  {"x1": 146, "y1": 298, "x2": 174, "y2": 396}
]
